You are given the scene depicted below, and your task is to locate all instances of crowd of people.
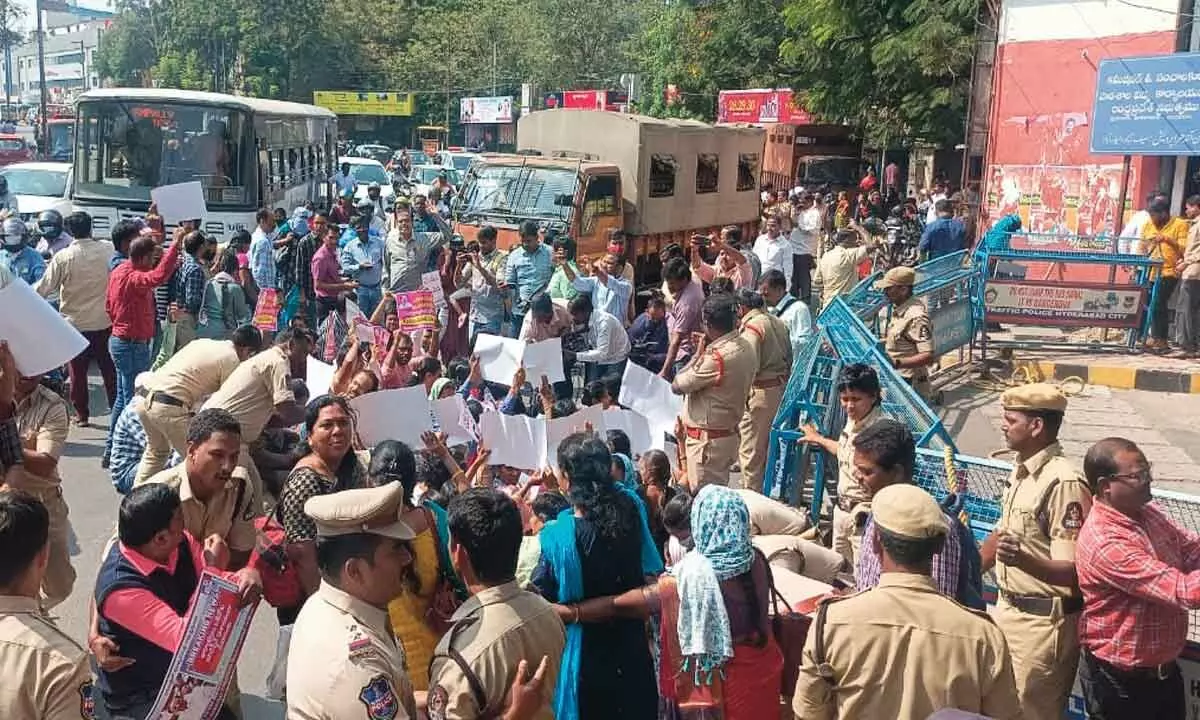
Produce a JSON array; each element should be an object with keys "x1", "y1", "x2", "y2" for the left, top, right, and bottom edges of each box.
[{"x1": 0, "y1": 169, "x2": 1195, "y2": 720}]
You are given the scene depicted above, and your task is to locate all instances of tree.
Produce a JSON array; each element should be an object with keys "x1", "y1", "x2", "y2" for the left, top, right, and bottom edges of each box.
[{"x1": 779, "y1": 0, "x2": 977, "y2": 145}]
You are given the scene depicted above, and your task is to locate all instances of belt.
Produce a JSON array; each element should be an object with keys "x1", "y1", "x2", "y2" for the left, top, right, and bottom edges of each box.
[
  {"x1": 148, "y1": 391, "x2": 187, "y2": 408},
  {"x1": 753, "y1": 376, "x2": 785, "y2": 389},
  {"x1": 1086, "y1": 649, "x2": 1176, "y2": 681},
  {"x1": 684, "y1": 426, "x2": 735, "y2": 440},
  {"x1": 1001, "y1": 592, "x2": 1083, "y2": 616}
]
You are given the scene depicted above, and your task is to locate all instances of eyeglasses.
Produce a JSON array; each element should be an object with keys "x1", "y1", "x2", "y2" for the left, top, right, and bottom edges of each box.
[{"x1": 1103, "y1": 465, "x2": 1153, "y2": 486}]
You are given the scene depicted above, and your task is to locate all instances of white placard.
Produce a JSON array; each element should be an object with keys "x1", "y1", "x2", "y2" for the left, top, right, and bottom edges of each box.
[
  {"x1": 351, "y1": 386, "x2": 435, "y2": 448},
  {"x1": 619, "y1": 362, "x2": 682, "y2": 440},
  {"x1": 306, "y1": 357, "x2": 336, "y2": 399},
  {"x1": 602, "y1": 408, "x2": 657, "y2": 455},
  {"x1": 345, "y1": 298, "x2": 366, "y2": 325},
  {"x1": 0, "y1": 276, "x2": 87, "y2": 376},
  {"x1": 474, "y1": 334, "x2": 566, "y2": 386},
  {"x1": 432, "y1": 394, "x2": 475, "y2": 447},
  {"x1": 421, "y1": 270, "x2": 446, "y2": 309},
  {"x1": 480, "y1": 411, "x2": 547, "y2": 469},
  {"x1": 545, "y1": 405, "x2": 605, "y2": 465},
  {"x1": 150, "y1": 181, "x2": 207, "y2": 224}
]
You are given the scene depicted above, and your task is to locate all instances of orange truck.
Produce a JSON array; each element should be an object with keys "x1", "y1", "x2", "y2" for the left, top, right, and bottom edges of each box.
[{"x1": 451, "y1": 109, "x2": 765, "y2": 284}]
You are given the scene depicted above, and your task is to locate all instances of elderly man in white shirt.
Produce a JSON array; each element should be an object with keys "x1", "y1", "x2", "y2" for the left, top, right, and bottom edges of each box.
[
  {"x1": 566, "y1": 293, "x2": 630, "y2": 386},
  {"x1": 791, "y1": 193, "x2": 822, "y2": 304},
  {"x1": 754, "y1": 215, "x2": 792, "y2": 290},
  {"x1": 759, "y1": 268, "x2": 814, "y2": 358}
]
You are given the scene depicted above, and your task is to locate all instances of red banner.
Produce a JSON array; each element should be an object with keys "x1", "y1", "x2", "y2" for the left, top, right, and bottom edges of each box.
[{"x1": 717, "y1": 89, "x2": 812, "y2": 125}]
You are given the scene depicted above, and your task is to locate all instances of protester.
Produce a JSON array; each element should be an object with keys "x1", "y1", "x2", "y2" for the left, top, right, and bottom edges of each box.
[
  {"x1": 546, "y1": 235, "x2": 581, "y2": 302},
  {"x1": 800, "y1": 363, "x2": 886, "y2": 567},
  {"x1": 558, "y1": 251, "x2": 633, "y2": 326},
  {"x1": 198, "y1": 247, "x2": 252, "y2": 339},
  {"x1": 339, "y1": 217, "x2": 385, "y2": 318},
  {"x1": 757, "y1": 269, "x2": 813, "y2": 357},
  {"x1": 503, "y1": 221, "x2": 555, "y2": 338},
  {"x1": 532, "y1": 433, "x2": 660, "y2": 720},
  {"x1": 92, "y1": 483, "x2": 261, "y2": 719},
  {"x1": 981, "y1": 383, "x2": 1091, "y2": 720},
  {"x1": 312, "y1": 223, "x2": 356, "y2": 320},
  {"x1": 658, "y1": 258, "x2": 705, "y2": 379},
  {"x1": 566, "y1": 294, "x2": 630, "y2": 386},
  {"x1": 792, "y1": 484, "x2": 1020, "y2": 719},
  {"x1": 519, "y1": 291, "x2": 572, "y2": 342},
  {"x1": 110, "y1": 394, "x2": 150, "y2": 494},
  {"x1": 104, "y1": 226, "x2": 183, "y2": 466},
  {"x1": 34, "y1": 211, "x2": 117, "y2": 427},
  {"x1": 626, "y1": 294, "x2": 669, "y2": 373},
  {"x1": 0, "y1": 489, "x2": 95, "y2": 720},
  {"x1": 919, "y1": 198, "x2": 968, "y2": 260},
  {"x1": 671, "y1": 295, "x2": 757, "y2": 489},
  {"x1": 249, "y1": 208, "x2": 279, "y2": 292},
  {"x1": 171, "y1": 230, "x2": 215, "y2": 349},
  {"x1": 456, "y1": 225, "x2": 509, "y2": 340},
  {"x1": 1141, "y1": 197, "x2": 1188, "y2": 352}
]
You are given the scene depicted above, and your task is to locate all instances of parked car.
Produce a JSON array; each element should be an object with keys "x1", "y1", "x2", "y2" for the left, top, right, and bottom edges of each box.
[
  {"x1": 338, "y1": 156, "x2": 395, "y2": 208},
  {"x1": 353, "y1": 144, "x2": 392, "y2": 165},
  {"x1": 0, "y1": 161, "x2": 71, "y2": 218},
  {"x1": 0, "y1": 134, "x2": 35, "y2": 167}
]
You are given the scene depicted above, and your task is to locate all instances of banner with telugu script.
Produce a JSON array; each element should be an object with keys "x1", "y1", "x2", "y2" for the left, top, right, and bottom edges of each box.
[
  {"x1": 394, "y1": 290, "x2": 437, "y2": 332},
  {"x1": 252, "y1": 288, "x2": 280, "y2": 333},
  {"x1": 146, "y1": 571, "x2": 257, "y2": 719}
]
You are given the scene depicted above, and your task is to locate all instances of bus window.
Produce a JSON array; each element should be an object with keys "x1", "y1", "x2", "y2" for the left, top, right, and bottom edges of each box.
[{"x1": 73, "y1": 100, "x2": 254, "y2": 206}]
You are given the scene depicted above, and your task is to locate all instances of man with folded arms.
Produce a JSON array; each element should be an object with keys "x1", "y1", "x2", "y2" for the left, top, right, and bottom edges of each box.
[{"x1": 1075, "y1": 437, "x2": 1200, "y2": 719}]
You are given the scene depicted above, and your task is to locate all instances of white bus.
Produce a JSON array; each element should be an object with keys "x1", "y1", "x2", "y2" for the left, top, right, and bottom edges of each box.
[{"x1": 71, "y1": 88, "x2": 338, "y2": 239}]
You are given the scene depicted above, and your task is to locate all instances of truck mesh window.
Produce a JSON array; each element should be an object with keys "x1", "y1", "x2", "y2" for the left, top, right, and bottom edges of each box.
[
  {"x1": 650, "y1": 154, "x2": 676, "y2": 198},
  {"x1": 737, "y1": 154, "x2": 758, "y2": 192},
  {"x1": 696, "y1": 154, "x2": 719, "y2": 194}
]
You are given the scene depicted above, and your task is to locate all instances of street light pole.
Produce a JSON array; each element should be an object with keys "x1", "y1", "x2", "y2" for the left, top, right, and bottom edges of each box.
[
  {"x1": 78, "y1": 39, "x2": 85, "y2": 90},
  {"x1": 35, "y1": 0, "x2": 48, "y2": 152}
]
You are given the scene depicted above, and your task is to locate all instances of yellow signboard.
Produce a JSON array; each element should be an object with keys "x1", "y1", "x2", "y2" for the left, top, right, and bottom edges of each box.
[{"x1": 312, "y1": 91, "x2": 415, "y2": 117}]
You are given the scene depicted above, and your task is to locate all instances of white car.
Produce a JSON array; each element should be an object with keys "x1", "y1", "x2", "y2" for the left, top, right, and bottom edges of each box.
[
  {"x1": 338, "y1": 156, "x2": 396, "y2": 208},
  {"x1": 409, "y1": 165, "x2": 461, "y2": 199},
  {"x1": 0, "y1": 161, "x2": 72, "y2": 220}
]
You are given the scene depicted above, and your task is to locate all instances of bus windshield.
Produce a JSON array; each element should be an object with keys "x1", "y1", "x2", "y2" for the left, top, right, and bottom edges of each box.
[
  {"x1": 48, "y1": 121, "x2": 74, "y2": 161},
  {"x1": 457, "y1": 163, "x2": 575, "y2": 222},
  {"x1": 73, "y1": 100, "x2": 255, "y2": 206}
]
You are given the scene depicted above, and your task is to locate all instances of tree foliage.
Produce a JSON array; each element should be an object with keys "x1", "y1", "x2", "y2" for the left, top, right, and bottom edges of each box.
[{"x1": 92, "y1": 0, "x2": 976, "y2": 145}]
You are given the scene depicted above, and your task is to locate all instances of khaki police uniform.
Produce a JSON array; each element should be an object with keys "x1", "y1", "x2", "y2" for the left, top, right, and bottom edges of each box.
[
  {"x1": 202, "y1": 345, "x2": 295, "y2": 508},
  {"x1": 735, "y1": 488, "x2": 808, "y2": 536},
  {"x1": 426, "y1": 581, "x2": 566, "y2": 720},
  {"x1": 287, "y1": 482, "x2": 419, "y2": 720},
  {"x1": 736, "y1": 308, "x2": 793, "y2": 491},
  {"x1": 793, "y1": 485, "x2": 1021, "y2": 720},
  {"x1": 672, "y1": 330, "x2": 757, "y2": 489},
  {"x1": 12, "y1": 385, "x2": 75, "y2": 609},
  {"x1": 992, "y1": 384, "x2": 1091, "y2": 720},
  {"x1": 751, "y1": 534, "x2": 848, "y2": 584},
  {"x1": 136, "y1": 463, "x2": 258, "y2": 557},
  {"x1": 876, "y1": 267, "x2": 934, "y2": 400},
  {"x1": 0, "y1": 596, "x2": 94, "y2": 719},
  {"x1": 135, "y1": 339, "x2": 243, "y2": 486},
  {"x1": 830, "y1": 405, "x2": 885, "y2": 568}
]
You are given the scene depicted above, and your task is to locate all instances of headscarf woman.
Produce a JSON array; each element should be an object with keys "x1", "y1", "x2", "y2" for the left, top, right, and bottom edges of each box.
[
  {"x1": 532, "y1": 433, "x2": 662, "y2": 720},
  {"x1": 551, "y1": 484, "x2": 784, "y2": 720}
]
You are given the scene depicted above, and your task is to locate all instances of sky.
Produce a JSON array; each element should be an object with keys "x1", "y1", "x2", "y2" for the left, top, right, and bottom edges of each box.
[{"x1": 10, "y1": 0, "x2": 113, "y2": 31}]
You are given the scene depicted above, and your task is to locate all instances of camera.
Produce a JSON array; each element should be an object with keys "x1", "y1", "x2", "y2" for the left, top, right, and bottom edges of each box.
[{"x1": 448, "y1": 234, "x2": 466, "y2": 251}]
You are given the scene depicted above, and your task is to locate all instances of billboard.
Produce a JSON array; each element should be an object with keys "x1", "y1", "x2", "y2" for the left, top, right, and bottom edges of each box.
[
  {"x1": 1091, "y1": 52, "x2": 1200, "y2": 155},
  {"x1": 717, "y1": 89, "x2": 813, "y2": 124},
  {"x1": 983, "y1": 280, "x2": 1147, "y2": 329},
  {"x1": 460, "y1": 96, "x2": 514, "y2": 124},
  {"x1": 312, "y1": 91, "x2": 414, "y2": 117}
]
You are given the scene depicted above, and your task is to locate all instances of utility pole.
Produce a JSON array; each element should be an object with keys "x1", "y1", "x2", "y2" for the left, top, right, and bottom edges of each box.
[
  {"x1": 78, "y1": 39, "x2": 85, "y2": 90},
  {"x1": 35, "y1": 0, "x2": 48, "y2": 153}
]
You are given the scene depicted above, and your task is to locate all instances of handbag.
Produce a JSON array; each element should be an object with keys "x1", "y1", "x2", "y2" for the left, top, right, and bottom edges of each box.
[
  {"x1": 423, "y1": 507, "x2": 464, "y2": 635},
  {"x1": 766, "y1": 555, "x2": 813, "y2": 697},
  {"x1": 250, "y1": 510, "x2": 304, "y2": 609}
]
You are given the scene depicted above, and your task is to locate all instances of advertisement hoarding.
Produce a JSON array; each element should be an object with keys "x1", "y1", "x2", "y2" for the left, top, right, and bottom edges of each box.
[
  {"x1": 460, "y1": 96, "x2": 515, "y2": 124},
  {"x1": 1090, "y1": 52, "x2": 1200, "y2": 155},
  {"x1": 983, "y1": 280, "x2": 1147, "y2": 329},
  {"x1": 312, "y1": 91, "x2": 414, "y2": 117},
  {"x1": 717, "y1": 89, "x2": 813, "y2": 124}
]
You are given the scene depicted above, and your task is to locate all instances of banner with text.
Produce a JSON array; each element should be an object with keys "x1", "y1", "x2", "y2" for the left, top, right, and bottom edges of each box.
[{"x1": 983, "y1": 280, "x2": 1147, "y2": 329}]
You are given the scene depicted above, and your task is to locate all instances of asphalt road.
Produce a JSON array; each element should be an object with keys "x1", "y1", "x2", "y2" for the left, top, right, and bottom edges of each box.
[{"x1": 49, "y1": 374, "x2": 1200, "y2": 719}]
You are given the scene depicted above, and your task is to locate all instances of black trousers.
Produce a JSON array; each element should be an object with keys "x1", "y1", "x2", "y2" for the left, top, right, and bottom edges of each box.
[
  {"x1": 791, "y1": 253, "x2": 814, "y2": 305},
  {"x1": 1079, "y1": 648, "x2": 1184, "y2": 720},
  {"x1": 1151, "y1": 276, "x2": 1179, "y2": 341}
]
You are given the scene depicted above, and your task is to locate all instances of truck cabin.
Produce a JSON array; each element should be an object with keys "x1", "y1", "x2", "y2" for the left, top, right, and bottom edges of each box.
[{"x1": 451, "y1": 155, "x2": 623, "y2": 267}]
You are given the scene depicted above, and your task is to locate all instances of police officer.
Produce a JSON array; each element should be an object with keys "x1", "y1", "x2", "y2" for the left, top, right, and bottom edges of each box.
[
  {"x1": 201, "y1": 328, "x2": 308, "y2": 507},
  {"x1": 875, "y1": 266, "x2": 935, "y2": 401},
  {"x1": 287, "y1": 482, "x2": 420, "y2": 720},
  {"x1": 0, "y1": 489, "x2": 94, "y2": 720},
  {"x1": 792, "y1": 484, "x2": 1020, "y2": 720},
  {"x1": 11, "y1": 371, "x2": 74, "y2": 609},
  {"x1": 982, "y1": 383, "x2": 1091, "y2": 720},
  {"x1": 134, "y1": 327, "x2": 263, "y2": 486},
  {"x1": 427, "y1": 488, "x2": 564, "y2": 720},
  {"x1": 671, "y1": 295, "x2": 757, "y2": 490},
  {"x1": 734, "y1": 289, "x2": 793, "y2": 492}
]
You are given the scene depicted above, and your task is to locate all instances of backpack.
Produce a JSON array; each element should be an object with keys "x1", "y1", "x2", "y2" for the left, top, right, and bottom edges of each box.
[{"x1": 940, "y1": 492, "x2": 985, "y2": 611}]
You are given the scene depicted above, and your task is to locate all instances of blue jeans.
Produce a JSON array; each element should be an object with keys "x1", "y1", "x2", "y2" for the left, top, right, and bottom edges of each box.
[
  {"x1": 469, "y1": 318, "x2": 503, "y2": 344},
  {"x1": 106, "y1": 336, "x2": 150, "y2": 458},
  {"x1": 508, "y1": 311, "x2": 526, "y2": 339},
  {"x1": 357, "y1": 284, "x2": 382, "y2": 320}
]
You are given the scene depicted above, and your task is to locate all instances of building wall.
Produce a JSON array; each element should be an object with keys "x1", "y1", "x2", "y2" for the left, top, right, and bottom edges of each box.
[{"x1": 984, "y1": 0, "x2": 1179, "y2": 238}]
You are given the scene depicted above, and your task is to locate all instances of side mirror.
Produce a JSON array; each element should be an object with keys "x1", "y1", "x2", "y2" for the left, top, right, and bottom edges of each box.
[{"x1": 553, "y1": 193, "x2": 573, "y2": 207}]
